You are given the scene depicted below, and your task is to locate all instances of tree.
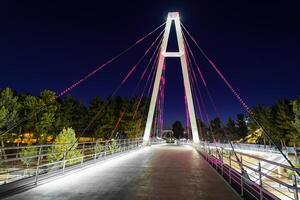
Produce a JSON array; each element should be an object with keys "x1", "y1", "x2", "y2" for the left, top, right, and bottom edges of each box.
[
  {"x1": 48, "y1": 127, "x2": 82, "y2": 164},
  {"x1": 0, "y1": 88, "x2": 20, "y2": 159},
  {"x1": 88, "y1": 96, "x2": 108, "y2": 138},
  {"x1": 274, "y1": 100, "x2": 295, "y2": 148},
  {"x1": 108, "y1": 139, "x2": 119, "y2": 154},
  {"x1": 210, "y1": 117, "x2": 224, "y2": 142},
  {"x1": 58, "y1": 95, "x2": 87, "y2": 133},
  {"x1": 35, "y1": 90, "x2": 59, "y2": 143},
  {"x1": 172, "y1": 121, "x2": 184, "y2": 139},
  {"x1": 119, "y1": 98, "x2": 147, "y2": 139},
  {"x1": 196, "y1": 119, "x2": 208, "y2": 141},
  {"x1": 224, "y1": 117, "x2": 238, "y2": 141},
  {"x1": 247, "y1": 104, "x2": 273, "y2": 145},
  {"x1": 21, "y1": 94, "x2": 41, "y2": 133},
  {"x1": 290, "y1": 99, "x2": 300, "y2": 159},
  {"x1": 236, "y1": 114, "x2": 248, "y2": 140},
  {"x1": 20, "y1": 144, "x2": 37, "y2": 168}
]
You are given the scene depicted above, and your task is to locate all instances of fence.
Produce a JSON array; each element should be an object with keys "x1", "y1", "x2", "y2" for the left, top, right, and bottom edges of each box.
[
  {"x1": 0, "y1": 138, "x2": 165, "y2": 187},
  {"x1": 195, "y1": 142, "x2": 300, "y2": 200},
  {"x1": 218, "y1": 142, "x2": 300, "y2": 155}
]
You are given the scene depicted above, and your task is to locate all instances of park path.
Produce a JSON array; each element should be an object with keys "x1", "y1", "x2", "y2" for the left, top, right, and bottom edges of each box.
[{"x1": 4, "y1": 144, "x2": 240, "y2": 200}]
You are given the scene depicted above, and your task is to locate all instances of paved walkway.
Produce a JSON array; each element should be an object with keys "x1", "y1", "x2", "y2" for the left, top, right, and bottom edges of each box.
[{"x1": 4, "y1": 145, "x2": 240, "y2": 200}]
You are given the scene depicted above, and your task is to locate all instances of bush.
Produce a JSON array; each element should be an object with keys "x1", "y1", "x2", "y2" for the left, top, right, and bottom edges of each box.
[
  {"x1": 48, "y1": 127, "x2": 82, "y2": 165},
  {"x1": 287, "y1": 163, "x2": 300, "y2": 179},
  {"x1": 109, "y1": 140, "x2": 119, "y2": 154},
  {"x1": 20, "y1": 145, "x2": 38, "y2": 167}
]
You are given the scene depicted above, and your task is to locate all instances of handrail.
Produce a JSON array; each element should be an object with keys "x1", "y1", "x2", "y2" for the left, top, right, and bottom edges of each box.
[
  {"x1": 0, "y1": 137, "x2": 166, "y2": 187},
  {"x1": 195, "y1": 143, "x2": 300, "y2": 200}
]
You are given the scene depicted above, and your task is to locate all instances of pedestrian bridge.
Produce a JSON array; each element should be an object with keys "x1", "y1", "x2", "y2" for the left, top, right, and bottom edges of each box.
[
  {"x1": 2, "y1": 145, "x2": 240, "y2": 200},
  {"x1": 1, "y1": 140, "x2": 299, "y2": 200}
]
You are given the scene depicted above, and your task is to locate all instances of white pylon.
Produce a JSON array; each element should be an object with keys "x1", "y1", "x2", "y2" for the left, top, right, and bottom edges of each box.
[{"x1": 143, "y1": 12, "x2": 200, "y2": 144}]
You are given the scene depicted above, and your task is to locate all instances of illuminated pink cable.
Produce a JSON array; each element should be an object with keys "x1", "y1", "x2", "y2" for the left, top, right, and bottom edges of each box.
[
  {"x1": 58, "y1": 22, "x2": 165, "y2": 98},
  {"x1": 185, "y1": 51, "x2": 206, "y2": 140},
  {"x1": 185, "y1": 44, "x2": 205, "y2": 122},
  {"x1": 0, "y1": 24, "x2": 167, "y2": 137},
  {"x1": 187, "y1": 61, "x2": 206, "y2": 140},
  {"x1": 121, "y1": 30, "x2": 164, "y2": 85},
  {"x1": 132, "y1": 38, "x2": 162, "y2": 119},
  {"x1": 181, "y1": 23, "x2": 252, "y2": 114},
  {"x1": 184, "y1": 95, "x2": 191, "y2": 139},
  {"x1": 182, "y1": 24, "x2": 284, "y2": 171},
  {"x1": 183, "y1": 33, "x2": 207, "y2": 87},
  {"x1": 133, "y1": 49, "x2": 160, "y2": 127},
  {"x1": 183, "y1": 33, "x2": 221, "y2": 117},
  {"x1": 132, "y1": 50, "x2": 160, "y2": 119},
  {"x1": 159, "y1": 64, "x2": 166, "y2": 137},
  {"x1": 140, "y1": 36, "x2": 163, "y2": 80},
  {"x1": 110, "y1": 32, "x2": 164, "y2": 137},
  {"x1": 186, "y1": 50, "x2": 216, "y2": 142}
]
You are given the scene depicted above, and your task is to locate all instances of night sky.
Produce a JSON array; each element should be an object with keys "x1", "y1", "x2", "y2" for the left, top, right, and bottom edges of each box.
[{"x1": 0, "y1": 1, "x2": 299, "y2": 127}]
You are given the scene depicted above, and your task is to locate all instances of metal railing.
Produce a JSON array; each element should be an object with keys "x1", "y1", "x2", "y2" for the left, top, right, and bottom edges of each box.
[
  {"x1": 217, "y1": 142, "x2": 300, "y2": 155},
  {"x1": 194, "y1": 142, "x2": 300, "y2": 200},
  {"x1": 0, "y1": 138, "x2": 165, "y2": 187}
]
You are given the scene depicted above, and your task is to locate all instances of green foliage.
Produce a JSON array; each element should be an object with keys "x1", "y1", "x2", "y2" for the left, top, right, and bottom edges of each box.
[
  {"x1": 290, "y1": 99, "x2": 300, "y2": 147},
  {"x1": 247, "y1": 104, "x2": 273, "y2": 144},
  {"x1": 58, "y1": 95, "x2": 87, "y2": 133},
  {"x1": 273, "y1": 100, "x2": 296, "y2": 147},
  {"x1": 0, "y1": 88, "x2": 20, "y2": 130},
  {"x1": 48, "y1": 127, "x2": 82, "y2": 164},
  {"x1": 0, "y1": 88, "x2": 150, "y2": 145},
  {"x1": 0, "y1": 107, "x2": 8, "y2": 129},
  {"x1": 1, "y1": 86, "x2": 299, "y2": 149},
  {"x1": 108, "y1": 140, "x2": 119, "y2": 153},
  {"x1": 224, "y1": 117, "x2": 238, "y2": 141},
  {"x1": 95, "y1": 142, "x2": 105, "y2": 154},
  {"x1": 0, "y1": 88, "x2": 20, "y2": 159},
  {"x1": 292, "y1": 99, "x2": 300, "y2": 133},
  {"x1": 287, "y1": 163, "x2": 300, "y2": 179},
  {"x1": 210, "y1": 117, "x2": 224, "y2": 142},
  {"x1": 21, "y1": 95, "x2": 41, "y2": 132},
  {"x1": 20, "y1": 145, "x2": 37, "y2": 167},
  {"x1": 197, "y1": 119, "x2": 208, "y2": 140},
  {"x1": 35, "y1": 90, "x2": 60, "y2": 142},
  {"x1": 236, "y1": 114, "x2": 248, "y2": 139}
]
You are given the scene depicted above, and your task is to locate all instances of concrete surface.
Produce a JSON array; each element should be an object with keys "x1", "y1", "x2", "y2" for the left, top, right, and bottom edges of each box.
[{"x1": 4, "y1": 144, "x2": 240, "y2": 200}]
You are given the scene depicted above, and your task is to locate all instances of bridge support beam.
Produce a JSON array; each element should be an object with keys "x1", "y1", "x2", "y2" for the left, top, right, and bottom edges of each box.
[{"x1": 143, "y1": 12, "x2": 200, "y2": 144}]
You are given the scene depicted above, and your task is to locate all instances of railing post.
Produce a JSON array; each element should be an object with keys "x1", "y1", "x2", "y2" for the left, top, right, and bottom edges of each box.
[
  {"x1": 123, "y1": 139, "x2": 126, "y2": 152},
  {"x1": 82, "y1": 143, "x2": 85, "y2": 163},
  {"x1": 94, "y1": 141, "x2": 97, "y2": 162},
  {"x1": 240, "y1": 156, "x2": 244, "y2": 197},
  {"x1": 62, "y1": 152, "x2": 66, "y2": 174},
  {"x1": 229, "y1": 151, "x2": 232, "y2": 184},
  {"x1": 293, "y1": 174, "x2": 299, "y2": 200},
  {"x1": 105, "y1": 140, "x2": 108, "y2": 157},
  {"x1": 34, "y1": 146, "x2": 42, "y2": 185},
  {"x1": 81, "y1": 156, "x2": 84, "y2": 166},
  {"x1": 81, "y1": 143, "x2": 85, "y2": 166},
  {"x1": 221, "y1": 148, "x2": 224, "y2": 176},
  {"x1": 215, "y1": 148, "x2": 218, "y2": 169},
  {"x1": 258, "y1": 161, "x2": 263, "y2": 200}
]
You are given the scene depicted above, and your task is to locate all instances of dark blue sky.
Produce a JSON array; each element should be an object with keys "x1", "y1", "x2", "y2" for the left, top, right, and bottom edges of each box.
[{"x1": 0, "y1": 1, "x2": 299, "y2": 127}]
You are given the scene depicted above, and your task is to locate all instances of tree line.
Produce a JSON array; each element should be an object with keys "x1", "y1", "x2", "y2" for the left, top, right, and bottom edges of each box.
[
  {"x1": 0, "y1": 88, "x2": 149, "y2": 146},
  {"x1": 196, "y1": 98, "x2": 300, "y2": 149},
  {"x1": 1, "y1": 87, "x2": 300, "y2": 149}
]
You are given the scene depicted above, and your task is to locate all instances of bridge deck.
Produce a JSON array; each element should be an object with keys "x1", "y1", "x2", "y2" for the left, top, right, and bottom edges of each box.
[{"x1": 4, "y1": 145, "x2": 240, "y2": 200}]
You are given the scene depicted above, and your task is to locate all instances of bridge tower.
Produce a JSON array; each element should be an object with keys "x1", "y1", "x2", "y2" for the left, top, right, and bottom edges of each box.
[{"x1": 143, "y1": 12, "x2": 200, "y2": 144}]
